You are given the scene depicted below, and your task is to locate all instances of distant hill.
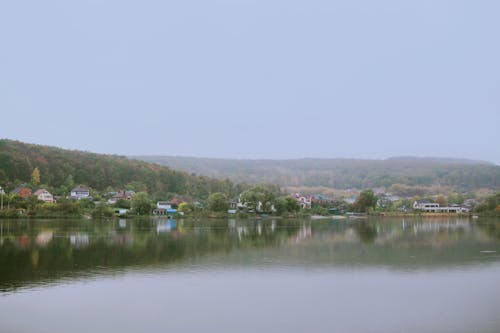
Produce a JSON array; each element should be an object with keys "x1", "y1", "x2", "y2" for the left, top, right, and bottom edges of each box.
[
  {"x1": 133, "y1": 156, "x2": 500, "y2": 192},
  {"x1": 0, "y1": 140, "x2": 246, "y2": 198}
]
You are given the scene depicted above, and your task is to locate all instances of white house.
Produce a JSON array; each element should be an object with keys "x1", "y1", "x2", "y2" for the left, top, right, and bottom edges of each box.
[
  {"x1": 157, "y1": 201, "x2": 172, "y2": 210},
  {"x1": 34, "y1": 189, "x2": 54, "y2": 203},
  {"x1": 70, "y1": 186, "x2": 90, "y2": 200},
  {"x1": 413, "y1": 200, "x2": 440, "y2": 211},
  {"x1": 413, "y1": 200, "x2": 469, "y2": 213},
  {"x1": 293, "y1": 193, "x2": 312, "y2": 209}
]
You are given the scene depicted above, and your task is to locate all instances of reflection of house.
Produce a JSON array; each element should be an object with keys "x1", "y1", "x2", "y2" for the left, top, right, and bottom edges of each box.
[
  {"x1": 12, "y1": 186, "x2": 32, "y2": 198},
  {"x1": 108, "y1": 190, "x2": 135, "y2": 204},
  {"x1": 34, "y1": 189, "x2": 55, "y2": 203},
  {"x1": 156, "y1": 219, "x2": 177, "y2": 234},
  {"x1": 70, "y1": 186, "x2": 90, "y2": 200},
  {"x1": 70, "y1": 234, "x2": 89, "y2": 248},
  {"x1": 36, "y1": 231, "x2": 53, "y2": 246}
]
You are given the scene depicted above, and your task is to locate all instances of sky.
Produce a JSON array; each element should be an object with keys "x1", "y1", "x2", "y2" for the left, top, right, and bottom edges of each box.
[{"x1": 1, "y1": 0, "x2": 499, "y2": 164}]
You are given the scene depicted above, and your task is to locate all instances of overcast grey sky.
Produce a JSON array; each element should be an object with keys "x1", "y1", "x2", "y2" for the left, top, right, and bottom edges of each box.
[{"x1": 1, "y1": 0, "x2": 499, "y2": 163}]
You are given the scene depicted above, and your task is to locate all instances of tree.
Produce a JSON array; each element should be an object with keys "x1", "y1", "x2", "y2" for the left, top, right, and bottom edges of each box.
[
  {"x1": 131, "y1": 192, "x2": 153, "y2": 215},
  {"x1": 275, "y1": 196, "x2": 300, "y2": 215},
  {"x1": 353, "y1": 189, "x2": 378, "y2": 213},
  {"x1": 448, "y1": 192, "x2": 464, "y2": 205},
  {"x1": 207, "y1": 192, "x2": 228, "y2": 212},
  {"x1": 178, "y1": 202, "x2": 194, "y2": 213},
  {"x1": 31, "y1": 167, "x2": 41, "y2": 186},
  {"x1": 91, "y1": 205, "x2": 115, "y2": 219},
  {"x1": 60, "y1": 174, "x2": 74, "y2": 194},
  {"x1": 241, "y1": 186, "x2": 277, "y2": 212},
  {"x1": 436, "y1": 195, "x2": 447, "y2": 207},
  {"x1": 114, "y1": 198, "x2": 131, "y2": 209}
]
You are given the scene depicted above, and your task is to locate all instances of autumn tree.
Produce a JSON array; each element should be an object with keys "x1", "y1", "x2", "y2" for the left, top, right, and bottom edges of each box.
[
  {"x1": 436, "y1": 195, "x2": 447, "y2": 207},
  {"x1": 31, "y1": 167, "x2": 41, "y2": 186}
]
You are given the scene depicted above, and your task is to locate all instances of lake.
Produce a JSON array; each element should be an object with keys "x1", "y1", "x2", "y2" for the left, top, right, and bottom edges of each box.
[{"x1": 1, "y1": 217, "x2": 499, "y2": 333}]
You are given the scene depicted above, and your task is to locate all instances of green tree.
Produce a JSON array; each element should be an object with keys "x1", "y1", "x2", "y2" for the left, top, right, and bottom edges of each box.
[
  {"x1": 31, "y1": 167, "x2": 41, "y2": 186},
  {"x1": 114, "y1": 198, "x2": 131, "y2": 209},
  {"x1": 241, "y1": 186, "x2": 277, "y2": 212},
  {"x1": 59, "y1": 174, "x2": 74, "y2": 194},
  {"x1": 448, "y1": 192, "x2": 464, "y2": 205},
  {"x1": 207, "y1": 192, "x2": 228, "y2": 212},
  {"x1": 275, "y1": 196, "x2": 300, "y2": 215},
  {"x1": 125, "y1": 181, "x2": 148, "y2": 193},
  {"x1": 131, "y1": 192, "x2": 153, "y2": 215},
  {"x1": 353, "y1": 189, "x2": 378, "y2": 213},
  {"x1": 91, "y1": 204, "x2": 115, "y2": 219}
]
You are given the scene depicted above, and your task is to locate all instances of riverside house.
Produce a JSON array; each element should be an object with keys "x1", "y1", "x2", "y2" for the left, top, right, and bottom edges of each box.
[
  {"x1": 107, "y1": 190, "x2": 135, "y2": 204},
  {"x1": 70, "y1": 186, "x2": 91, "y2": 200},
  {"x1": 12, "y1": 186, "x2": 32, "y2": 198},
  {"x1": 413, "y1": 200, "x2": 469, "y2": 213},
  {"x1": 34, "y1": 189, "x2": 55, "y2": 203}
]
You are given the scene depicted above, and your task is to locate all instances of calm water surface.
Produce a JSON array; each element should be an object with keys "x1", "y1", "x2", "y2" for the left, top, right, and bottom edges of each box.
[{"x1": 1, "y1": 217, "x2": 499, "y2": 333}]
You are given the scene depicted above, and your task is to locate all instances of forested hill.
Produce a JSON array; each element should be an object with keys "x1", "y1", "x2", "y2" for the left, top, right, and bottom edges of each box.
[
  {"x1": 0, "y1": 140, "x2": 247, "y2": 198},
  {"x1": 134, "y1": 156, "x2": 500, "y2": 191}
]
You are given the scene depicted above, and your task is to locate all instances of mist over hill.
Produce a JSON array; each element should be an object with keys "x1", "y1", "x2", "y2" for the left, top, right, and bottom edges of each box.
[{"x1": 134, "y1": 155, "x2": 499, "y2": 192}]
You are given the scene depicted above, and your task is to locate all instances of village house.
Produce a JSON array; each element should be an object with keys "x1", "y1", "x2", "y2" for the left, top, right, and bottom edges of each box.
[
  {"x1": 107, "y1": 190, "x2": 135, "y2": 204},
  {"x1": 413, "y1": 200, "x2": 439, "y2": 211},
  {"x1": 34, "y1": 189, "x2": 55, "y2": 203},
  {"x1": 70, "y1": 186, "x2": 91, "y2": 200},
  {"x1": 153, "y1": 201, "x2": 178, "y2": 215},
  {"x1": 293, "y1": 193, "x2": 312, "y2": 209},
  {"x1": 413, "y1": 200, "x2": 469, "y2": 213},
  {"x1": 12, "y1": 186, "x2": 32, "y2": 198}
]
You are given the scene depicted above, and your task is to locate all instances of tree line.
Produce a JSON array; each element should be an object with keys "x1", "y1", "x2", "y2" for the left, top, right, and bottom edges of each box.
[
  {"x1": 0, "y1": 139, "x2": 249, "y2": 200},
  {"x1": 137, "y1": 155, "x2": 500, "y2": 191}
]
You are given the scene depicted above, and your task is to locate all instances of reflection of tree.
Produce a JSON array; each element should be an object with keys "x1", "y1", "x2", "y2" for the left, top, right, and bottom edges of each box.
[
  {"x1": 1, "y1": 217, "x2": 499, "y2": 292},
  {"x1": 353, "y1": 222, "x2": 378, "y2": 244},
  {"x1": 475, "y1": 218, "x2": 500, "y2": 241},
  {"x1": 0, "y1": 218, "x2": 301, "y2": 291}
]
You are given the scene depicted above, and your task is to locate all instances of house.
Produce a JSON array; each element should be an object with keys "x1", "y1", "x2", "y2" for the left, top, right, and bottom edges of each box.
[
  {"x1": 70, "y1": 186, "x2": 90, "y2": 200},
  {"x1": 157, "y1": 201, "x2": 173, "y2": 210},
  {"x1": 107, "y1": 190, "x2": 135, "y2": 204},
  {"x1": 113, "y1": 208, "x2": 129, "y2": 216},
  {"x1": 413, "y1": 200, "x2": 439, "y2": 211},
  {"x1": 413, "y1": 200, "x2": 469, "y2": 213},
  {"x1": 12, "y1": 186, "x2": 32, "y2": 198},
  {"x1": 34, "y1": 189, "x2": 55, "y2": 203},
  {"x1": 153, "y1": 201, "x2": 177, "y2": 215},
  {"x1": 169, "y1": 197, "x2": 184, "y2": 207},
  {"x1": 293, "y1": 193, "x2": 312, "y2": 209},
  {"x1": 344, "y1": 195, "x2": 357, "y2": 205},
  {"x1": 311, "y1": 194, "x2": 332, "y2": 205}
]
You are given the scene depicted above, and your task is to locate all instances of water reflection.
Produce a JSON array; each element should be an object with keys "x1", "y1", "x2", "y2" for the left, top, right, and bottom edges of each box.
[{"x1": 0, "y1": 217, "x2": 499, "y2": 292}]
